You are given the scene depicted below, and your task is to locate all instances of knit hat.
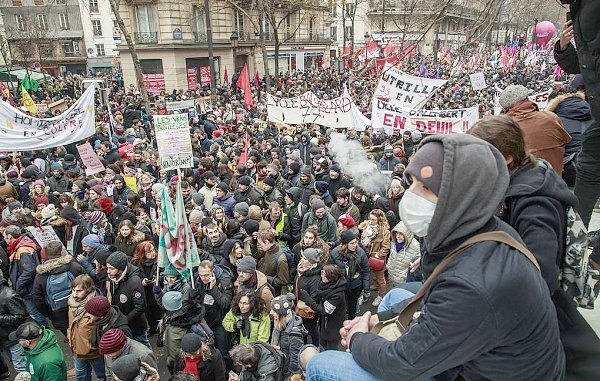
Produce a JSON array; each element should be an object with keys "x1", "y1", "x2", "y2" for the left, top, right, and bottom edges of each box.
[
  {"x1": 390, "y1": 179, "x2": 402, "y2": 189},
  {"x1": 263, "y1": 176, "x2": 276, "y2": 187},
  {"x1": 82, "y1": 234, "x2": 101, "y2": 249},
  {"x1": 338, "y1": 214, "x2": 356, "y2": 229},
  {"x1": 113, "y1": 174, "x2": 125, "y2": 183},
  {"x1": 181, "y1": 333, "x2": 203, "y2": 353},
  {"x1": 189, "y1": 209, "x2": 203, "y2": 225},
  {"x1": 112, "y1": 354, "x2": 141, "y2": 381},
  {"x1": 311, "y1": 199, "x2": 326, "y2": 213},
  {"x1": 404, "y1": 141, "x2": 445, "y2": 196},
  {"x1": 238, "y1": 176, "x2": 252, "y2": 186},
  {"x1": 60, "y1": 205, "x2": 81, "y2": 224},
  {"x1": 201, "y1": 217, "x2": 214, "y2": 227},
  {"x1": 162, "y1": 291, "x2": 183, "y2": 311},
  {"x1": 216, "y1": 182, "x2": 229, "y2": 193},
  {"x1": 243, "y1": 220, "x2": 260, "y2": 236},
  {"x1": 84, "y1": 295, "x2": 111, "y2": 317},
  {"x1": 20, "y1": 167, "x2": 37, "y2": 179},
  {"x1": 90, "y1": 184, "x2": 103, "y2": 196},
  {"x1": 384, "y1": 145, "x2": 393, "y2": 153},
  {"x1": 50, "y1": 162, "x2": 63, "y2": 172},
  {"x1": 300, "y1": 165, "x2": 312, "y2": 175},
  {"x1": 95, "y1": 250, "x2": 111, "y2": 266},
  {"x1": 499, "y1": 85, "x2": 529, "y2": 110},
  {"x1": 14, "y1": 372, "x2": 31, "y2": 381},
  {"x1": 41, "y1": 204, "x2": 56, "y2": 220},
  {"x1": 288, "y1": 151, "x2": 300, "y2": 162},
  {"x1": 88, "y1": 210, "x2": 106, "y2": 225},
  {"x1": 203, "y1": 171, "x2": 217, "y2": 181},
  {"x1": 270, "y1": 293, "x2": 295, "y2": 316},
  {"x1": 7, "y1": 201, "x2": 22, "y2": 213},
  {"x1": 340, "y1": 230, "x2": 357, "y2": 245},
  {"x1": 234, "y1": 202, "x2": 250, "y2": 217},
  {"x1": 288, "y1": 162, "x2": 300, "y2": 175},
  {"x1": 34, "y1": 195, "x2": 49, "y2": 207},
  {"x1": 74, "y1": 179, "x2": 85, "y2": 190},
  {"x1": 330, "y1": 163, "x2": 341, "y2": 174},
  {"x1": 314, "y1": 181, "x2": 328, "y2": 194},
  {"x1": 99, "y1": 328, "x2": 126, "y2": 355},
  {"x1": 106, "y1": 251, "x2": 128, "y2": 271},
  {"x1": 163, "y1": 263, "x2": 180, "y2": 277},
  {"x1": 237, "y1": 256, "x2": 257, "y2": 273},
  {"x1": 248, "y1": 205, "x2": 263, "y2": 221},
  {"x1": 33, "y1": 179, "x2": 45, "y2": 187},
  {"x1": 192, "y1": 193, "x2": 205, "y2": 206},
  {"x1": 152, "y1": 183, "x2": 164, "y2": 195},
  {"x1": 97, "y1": 197, "x2": 114, "y2": 215},
  {"x1": 302, "y1": 248, "x2": 321, "y2": 264},
  {"x1": 411, "y1": 130, "x2": 422, "y2": 142}
]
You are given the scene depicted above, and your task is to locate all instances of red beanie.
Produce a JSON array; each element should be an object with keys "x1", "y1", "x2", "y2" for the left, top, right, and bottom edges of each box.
[
  {"x1": 99, "y1": 328, "x2": 126, "y2": 355},
  {"x1": 35, "y1": 196, "x2": 50, "y2": 207},
  {"x1": 97, "y1": 197, "x2": 114, "y2": 215},
  {"x1": 84, "y1": 295, "x2": 111, "y2": 317},
  {"x1": 338, "y1": 214, "x2": 356, "y2": 229}
]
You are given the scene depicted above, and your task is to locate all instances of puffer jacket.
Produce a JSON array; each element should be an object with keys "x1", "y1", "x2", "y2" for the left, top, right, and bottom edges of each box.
[
  {"x1": 115, "y1": 230, "x2": 145, "y2": 257},
  {"x1": 222, "y1": 310, "x2": 271, "y2": 344},
  {"x1": 8, "y1": 235, "x2": 39, "y2": 299},
  {"x1": 107, "y1": 263, "x2": 148, "y2": 336},
  {"x1": 386, "y1": 222, "x2": 421, "y2": 285},
  {"x1": 276, "y1": 314, "x2": 308, "y2": 378},
  {"x1": 213, "y1": 191, "x2": 236, "y2": 218}
]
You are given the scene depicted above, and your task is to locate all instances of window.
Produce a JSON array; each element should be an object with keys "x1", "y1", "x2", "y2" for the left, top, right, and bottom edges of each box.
[
  {"x1": 96, "y1": 43, "x2": 105, "y2": 56},
  {"x1": 308, "y1": 17, "x2": 314, "y2": 39},
  {"x1": 113, "y1": 20, "x2": 119, "y2": 28},
  {"x1": 235, "y1": 10, "x2": 244, "y2": 37},
  {"x1": 330, "y1": 26, "x2": 337, "y2": 40},
  {"x1": 331, "y1": 4, "x2": 337, "y2": 17},
  {"x1": 56, "y1": 0, "x2": 66, "y2": 4},
  {"x1": 11, "y1": 0, "x2": 22, "y2": 5},
  {"x1": 89, "y1": 0, "x2": 99, "y2": 13},
  {"x1": 37, "y1": 14, "x2": 48, "y2": 30},
  {"x1": 15, "y1": 14, "x2": 25, "y2": 31},
  {"x1": 73, "y1": 41, "x2": 80, "y2": 54},
  {"x1": 345, "y1": 26, "x2": 353, "y2": 39},
  {"x1": 346, "y1": 3, "x2": 355, "y2": 17},
  {"x1": 263, "y1": 16, "x2": 271, "y2": 40},
  {"x1": 59, "y1": 13, "x2": 70, "y2": 30},
  {"x1": 34, "y1": 0, "x2": 44, "y2": 5},
  {"x1": 135, "y1": 5, "x2": 156, "y2": 33},
  {"x1": 63, "y1": 42, "x2": 75, "y2": 56},
  {"x1": 193, "y1": 6, "x2": 207, "y2": 37},
  {"x1": 92, "y1": 20, "x2": 103, "y2": 36},
  {"x1": 39, "y1": 42, "x2": 52, "y2": 56}
]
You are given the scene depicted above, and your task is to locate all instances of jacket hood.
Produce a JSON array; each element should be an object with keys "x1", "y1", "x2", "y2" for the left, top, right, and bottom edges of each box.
[
  {"x1": 285, "y1": 187, "x2": 302, "y2": 203},
  {"x1": 391, "y1": 221, "x2": 416, "y2": 248},
  {"x1": 29, "y1": 328, "x2": 58, "y2": 356},
  {"x1": 422, "y1": 134, "x2": 509, "y2": 255},
  {"x1": 507, "y1": 99, "x2": 537, "y2": 118},
  {"x1": 255, "y1": 343, "x2": 279, "y2": 375},
  {"x1": 546, "y1": 92, "x2": 591, "y2": 121},
  {"x1": 36, "y1": 254, "x2": 74, "y2": 274},
  {"x1": 285, "y1": 314, "x2": 309, "y2": 336},
  {"x1": 119, "y1": 230, "x2": 145, "y2": 244},
  {"x1": 123, "y1": 263, "x2": 141, "y2": 280},
  {"x1": 221, "y1": 239, "x2": 241, "y2": 258},
  {"x1": 505, "y1": 160, "x2": 577, "y2": 208}
]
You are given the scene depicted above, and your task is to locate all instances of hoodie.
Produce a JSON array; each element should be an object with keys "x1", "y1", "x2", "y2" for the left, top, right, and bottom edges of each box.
[
  {"x1": 386, "y1": 221, "x2": 420, "y2": 286},
  {"x1": 349, "y1": 134, "x2": 565, "y2": 381},
  {"x1": 25, "y1": 328, "x2": 67, "y2": 381}
]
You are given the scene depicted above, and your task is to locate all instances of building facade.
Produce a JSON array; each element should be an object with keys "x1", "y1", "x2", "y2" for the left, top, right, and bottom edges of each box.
[
  {"x1": 0, "y1": 0, "x2": 87, "y2": 75},
  {"x1": 78, "y1": 0, "x2": 120, "y2": 73}
]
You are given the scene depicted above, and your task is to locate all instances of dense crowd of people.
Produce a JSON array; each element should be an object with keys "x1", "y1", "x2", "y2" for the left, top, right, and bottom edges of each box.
[{"x1": 0, "y1": 9, "x2": 598, "y2": 381}]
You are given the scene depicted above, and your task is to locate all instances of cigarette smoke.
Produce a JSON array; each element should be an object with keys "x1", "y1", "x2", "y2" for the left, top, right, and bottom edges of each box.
[{"x1": 327, "y1": 132, "x2": 390, "y2": 195}]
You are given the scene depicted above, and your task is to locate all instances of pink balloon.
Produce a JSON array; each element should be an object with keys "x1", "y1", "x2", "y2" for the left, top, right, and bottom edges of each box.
[{"x1": 535, "y1": 21, "x2": 556, "y2": 45}]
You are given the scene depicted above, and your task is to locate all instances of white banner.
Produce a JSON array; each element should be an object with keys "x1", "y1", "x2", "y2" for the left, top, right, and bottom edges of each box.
[
  {"x1": 529, "y1": 89, "x2": 552, "y2": 110},
  {"x1": 0, "y1": 84, "x2": 96, "y2": 151},
  {"x1": 266, "y1": 91, "x2": 356, "y2": 128},
  {"x1": 166, "y1": 99, "x2": 196, "y2": 111},
  {"x1": 154, "y1": 114, "x2": 193, "y2": 170},
  {"x1": 371, "y1": 98, "x2": 480, "y2": 135},
  {"x1": 374, "y1": 65, "x2": 447, "y2": 107}
]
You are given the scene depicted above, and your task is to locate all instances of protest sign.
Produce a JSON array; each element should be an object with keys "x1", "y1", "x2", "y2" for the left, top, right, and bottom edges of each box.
[
  {"x1": 371, "y1": 98, "x2": 480, "y2": 135},
  {"x1": 0, "y1": 84, "x2": 96, "y2": 151},
  {"x1": 36, "y1": 103, "x2": 49, "y2": 114},
  {"x1": 197, "y1": 96, "x2": 213, "y2": 113},
  {"x1": 166, "y1": 99, "x2": 196, "y2": 111},
  {"x1": 76, "y1": 142, "x2": 105, "y2": 176},
  {"x1": 124, "y1": 175, "x2": 138, "y2": 192},
  {"x1": 154, "y1": 114, "x2": 193, "y2": 170},
  {"x1": 529, "y1": 89, "x2": 552, "y2": 110},
  {"x1": 373, "y1": 65, "x2": 447, "y2": 107},
  {"x1": 266, "y1": 91, "x2": 356, "y2": 128},
  {"x1": 469, "y1": 72, "x2": 487, "y2": 91},
  {"x1": 48, "y1": 98, "x2": 68, "y2": 113},
  {"x1": 26, "y1": 226, "x2": 65, "y2": 249}
]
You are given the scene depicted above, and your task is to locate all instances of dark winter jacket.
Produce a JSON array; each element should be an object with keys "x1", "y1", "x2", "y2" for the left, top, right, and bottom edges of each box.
[
  {"x1": 238, "y1": 342, "x2": 280, "y2": 381},
  {"x1": 301, "y1": 277, "x2": 347, "y2": 342},
  {"x1": 47, "y1": 175, "x2": 70, "y2": 194},
  {"x1": 379, "y1": 155, "x2": 401, "y2": 171},
  {"x1": 202, "y1": 233, "x2": 228, "y2": 262},
  {"x1": 115, "y1": 230, "x2": 145, "y2": 257},
  {"x1": 32, "y1": 255, "x2": 85, "y2": 332},
  {"x1": 284, "y1": 187, "x2": 308, "y2": 246},
  {"x1": 329, "y1": 245, "x2": 369, "y2": 291},
  {"x1": 234, "y1": 186, "x2": 264, "y2": 208},
  {"x1": 554, "y1": 0, "x2": 600, "y2": 122},
  {"x1": 107, "y1": 263, "x2": 148, "y2": 336},
  {"x1": 546, "y1": 92, "x2": 593, "y2": 157},
  {"x1": 172, "y1": 347, "x2": 227, "y2": 381},
  {"x1": 8, "y1": 235, "x2": 40, "y2": 299},
  {"x1": 192, "y1": 264, "x2": 234, "y2": 328},
  {"x1": 327, "y1": 175, "x2": 351, "y2": 202},
  {"x1": 277, "y1": 314, "x2": 307, "y2": 378},
  {"x1": 0, "y1": 280, "x2": 28, "y2": 346},
  {"x1": 349, "y1": 134, "x2": 565, "y2": 381},
  {"x1": 302, "y1": 211, "x2": 338, "y2": 245},
  {"x1": 295, "y1": 175, "x2": 315, "y2": 206},
  {"x1": 213, "y1": 192, "x2": 236, "y2": 219}
]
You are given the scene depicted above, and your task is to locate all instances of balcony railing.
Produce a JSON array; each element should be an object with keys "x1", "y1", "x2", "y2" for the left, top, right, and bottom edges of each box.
[{"x1": 134, "y1": 32, "x2": 158, "y2": 44}]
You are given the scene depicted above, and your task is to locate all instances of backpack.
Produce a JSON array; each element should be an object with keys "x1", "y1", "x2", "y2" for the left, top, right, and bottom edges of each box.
[
  {"x1": 254, "y1": 342, "x2": 286, "y2": 381},
  {"x1": 275, "y1": 247, "x2": 296, "y2": 284},
  {"x1": 561, "y1": 206, "x2": 596, "y2": 308},
  {"x1": 46, "y1": 271, "x2": 75, "y2": 311}
]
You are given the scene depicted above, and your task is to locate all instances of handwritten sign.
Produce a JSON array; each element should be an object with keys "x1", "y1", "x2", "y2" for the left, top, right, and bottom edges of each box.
[
  {"x1": 197, "y1": 96, "x2": 213, "y2": 113},
  {"x1": 371, "y1": 98, "x2": 480, "y2": 135},
  {"x1": 469, "y1": 72, "x2": 487, "y2": 91},
  {"x1": 26, "y1": 226, "x2": 65, "y2": 249},
  {"x1": 266, "y1": 91, "x2": 356, "y2": 128},
  {"x1": 76, "y1": 142, "x2": 105, "y2": 176},
  {"x1": 166, "y1": 99, "x2": 196, "y2": 111},
  {"x1": 374, "y1": 64, "x2": 447, "y2": 107},
  {"x1": 0, "y1": 84, "x2": 96, "y2": 151},
  {"x1": 154, "y1": 114, "x2": 193, "y2": 170},
  {"x1": 124, "y1": 175, "x2": 138, "y2": 192}
]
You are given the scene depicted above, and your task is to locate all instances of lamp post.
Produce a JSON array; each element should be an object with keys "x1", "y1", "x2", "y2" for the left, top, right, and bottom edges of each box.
[
  {"x1": 533, "y1": 18, "x2": 538, "y2": 46},
  {"x1": 230, "y1": 31, "x2": 239, "y2": 72}
]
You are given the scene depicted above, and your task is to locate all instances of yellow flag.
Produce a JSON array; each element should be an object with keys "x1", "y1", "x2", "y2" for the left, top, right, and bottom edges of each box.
[{"x1": 21, "y1": 88, "x2": 38, "y2": 114}]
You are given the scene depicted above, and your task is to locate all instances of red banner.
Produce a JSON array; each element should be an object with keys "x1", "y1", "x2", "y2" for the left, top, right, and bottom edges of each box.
[
  {"x1": 187, "y1": 68, "x2": 197, "y2": 90},
  {"x1": 143, "y1": 73, "x2": 165, "y2": 95},
  {"x1": 200, "y1": 66, "x2": 211, "y2": 87}
]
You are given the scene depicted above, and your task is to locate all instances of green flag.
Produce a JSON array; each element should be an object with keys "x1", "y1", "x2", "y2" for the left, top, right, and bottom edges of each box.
[{"x1": 22, "y1": 74, "x2": 31, "y2": 90}]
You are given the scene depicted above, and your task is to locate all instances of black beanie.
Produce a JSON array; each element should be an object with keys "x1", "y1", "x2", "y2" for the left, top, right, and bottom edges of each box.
[{"x1": 404, "y1": 141, "x2": 445, "y2": 196}]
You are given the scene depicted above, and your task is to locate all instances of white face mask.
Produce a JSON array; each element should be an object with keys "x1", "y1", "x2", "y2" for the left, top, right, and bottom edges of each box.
[{"x1": 398, "y1": 190, "x2": 436, "y2": 237}]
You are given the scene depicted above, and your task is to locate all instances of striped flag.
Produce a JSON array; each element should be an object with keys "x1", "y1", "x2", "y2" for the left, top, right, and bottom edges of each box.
[{"x1": 157, "y1": 180, "x2": 200, "y2": 282}]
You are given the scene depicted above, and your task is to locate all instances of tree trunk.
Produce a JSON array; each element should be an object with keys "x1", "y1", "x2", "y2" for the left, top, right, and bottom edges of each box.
[
  {"x1": 273, "y1": 25, "x2": 280, "y2": 88},
  {"x1": 259, "y1": 16, "x2": 271, "y2": 92},
  {"x1": 108, "y1": 0, "x2": 151, "y2": 114}
]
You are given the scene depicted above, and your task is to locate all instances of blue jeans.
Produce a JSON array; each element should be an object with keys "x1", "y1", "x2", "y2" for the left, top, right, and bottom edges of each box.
[
  {"x1": 133, "y1": 333, "x2": 152, "y2": 350},
  {"x1": 74, "y1": 357, "x2": 106, "y2": 381},
  {"x1": 377, "y1": 288, "x2": 415, "y2": 313},
  {"x1": 23, "y1": 298, "x2": 48, "y2": 327},
  {"x1": 8, "y1": 343, "x2": 26, "y2": 372}
]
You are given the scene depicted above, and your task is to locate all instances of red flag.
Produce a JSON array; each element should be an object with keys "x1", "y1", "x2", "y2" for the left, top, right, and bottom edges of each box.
[
  {"x1": 366, "y1": 36, "x2": 380, "y2": 59},
  {"x1": 341, "y1": 42, "x2": 353, "y2": 57},
  {"x1": 236, "y1": 64, "x2": 253, "y2": 109},
  {"x1": 253, "y1": 71, "x2": 260, "y2": 87},
  {"x1": 239, "y1": 132, "x2": 249, "y2": 164},
  {"x1": 223, "y1": 67, "x2": 229, "y2": 84}
]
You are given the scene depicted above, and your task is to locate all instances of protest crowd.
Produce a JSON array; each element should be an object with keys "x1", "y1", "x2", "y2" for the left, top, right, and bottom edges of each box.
[{"x1": 0, "y1": 5, "x2": 599, "y2": 381}]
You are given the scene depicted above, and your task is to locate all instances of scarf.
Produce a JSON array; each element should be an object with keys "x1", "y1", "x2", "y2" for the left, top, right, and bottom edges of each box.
[
  {"x1": 361, "y1": 224, "x2": 377, "y2": 248},
  {"x1": 395, "y1": 241, "x2": 405, "y2": 252},
  {"x1": 182, "y1": 353, "x2": 202, "y2": 379},
  {"x1": 240, "y1": 312, "x2": 252, "y2": 339},
  {"x1": 108, "y1": 266, "x2": 127, "y2": 284},
  {"x1": 68, "y1": 291, "x2": 95, "y2": 322}
]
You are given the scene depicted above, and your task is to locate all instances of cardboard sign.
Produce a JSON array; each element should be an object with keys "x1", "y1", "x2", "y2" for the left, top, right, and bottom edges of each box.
[
  {"x1": 154, "y1": 114, "x2": 193, "y2": 170},
  {"x1": 124, "y1": 175, "x2": 137, "y2": 192},
  {"x1": 469, "y1": 72, "x2": 487, "y2": 91},
  {"x1": 166, "y1": 99, "x2": 196, "y2": 111},
  {"x1": 76, "y1": 142, "x2": 105, "y2": 176},
  {"x1": 26, "y1": 226, "x2": 65, "y2": 249},
  {"x1": 48, "y1": 98, "x2": 68, "y2": 113}
]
